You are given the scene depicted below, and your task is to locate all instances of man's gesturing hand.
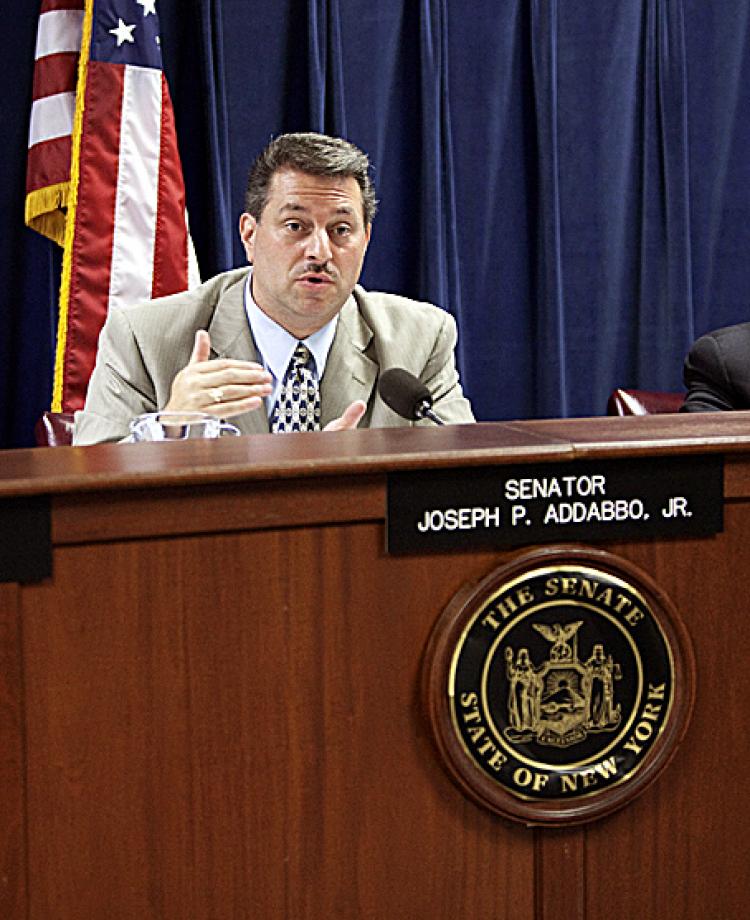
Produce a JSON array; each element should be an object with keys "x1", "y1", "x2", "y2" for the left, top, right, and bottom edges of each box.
[
  {"x1": 323, "y1": 400, "x2": 367, "y2": 431},
  {"x1": 164, "y1": 330, "x2": 273, "y2": 418}
]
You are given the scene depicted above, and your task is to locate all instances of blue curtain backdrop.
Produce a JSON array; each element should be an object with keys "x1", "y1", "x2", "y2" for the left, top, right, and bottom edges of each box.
[{"x1": 3, "y1": 0, "x2": 750, "y2": 448}]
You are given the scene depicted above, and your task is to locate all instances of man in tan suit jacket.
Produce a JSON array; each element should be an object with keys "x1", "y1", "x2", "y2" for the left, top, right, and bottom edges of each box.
[{"x1": 74, "y1": 133, "x2": 473, "y2": 444}]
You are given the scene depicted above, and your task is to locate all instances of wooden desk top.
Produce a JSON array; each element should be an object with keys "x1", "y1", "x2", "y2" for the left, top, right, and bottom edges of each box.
[{"x1": 2, "y1": 411, "x2": 750, "y2": 498}]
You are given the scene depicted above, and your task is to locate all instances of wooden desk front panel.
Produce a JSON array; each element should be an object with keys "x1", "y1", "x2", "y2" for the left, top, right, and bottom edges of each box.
[
  {"x1": 584, "y1": 515, "x2": 750, "y2": 920},
  {"x1": 19, "y1": 523, "x2": 533, "y2": 920},
  {"x1": 11, "y1": 498, "x2": 750, "y2": 919}
]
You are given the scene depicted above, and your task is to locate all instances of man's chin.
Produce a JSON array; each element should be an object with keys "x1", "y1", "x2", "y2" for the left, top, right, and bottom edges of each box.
[
  {"x1": 293, "y1": 281, "x2": 340, "y2": 307},
  {"x1": 295, "y1": 287, "x2": 346, "y2": 314},
  {"x1": 284, "y1": 296, "x2": 345, "y2": 335}
]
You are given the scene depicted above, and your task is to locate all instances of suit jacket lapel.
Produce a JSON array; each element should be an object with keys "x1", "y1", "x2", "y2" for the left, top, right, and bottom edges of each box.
[
  {"x1": 320, "y1": 295, "x2": 378, "y2": 427},
  {"x1": 205, "y1": 278, "x2": 377, "y2": 433},
  {"x1": 207, "y1": 271, "x2": 270, "y2": 435}
]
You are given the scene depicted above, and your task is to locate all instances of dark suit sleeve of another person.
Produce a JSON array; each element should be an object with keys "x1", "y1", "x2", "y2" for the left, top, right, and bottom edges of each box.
[{"x1": 682, "y1": 323, "x2": 750, "y2": 412}]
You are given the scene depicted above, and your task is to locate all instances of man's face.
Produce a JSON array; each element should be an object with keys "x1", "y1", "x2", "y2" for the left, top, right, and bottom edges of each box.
[{"x1": 239, "y1": 168, "x2": 371, "y2": 338}]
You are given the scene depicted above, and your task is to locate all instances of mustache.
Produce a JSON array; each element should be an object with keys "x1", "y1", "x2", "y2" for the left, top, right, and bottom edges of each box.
[{"x1": 297, "y1": 261, "x2": 337, "y2": 279}]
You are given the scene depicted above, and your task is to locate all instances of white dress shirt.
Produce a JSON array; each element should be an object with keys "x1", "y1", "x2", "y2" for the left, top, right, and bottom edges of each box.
[{"x1": 243, "y1": 271, "x2": 338, "y2": 417}]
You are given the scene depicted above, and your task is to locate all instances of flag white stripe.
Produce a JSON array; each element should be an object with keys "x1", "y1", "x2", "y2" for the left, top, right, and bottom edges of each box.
[
  {"x1": 28, "y1": 92, "x2": 76, "y2": 146},
  {"x1": 35, "y1": 9, "x2": 84, "y2": 59},
  {"x1": 108, "y1": 66, "x2": 162, "y2": 310}
]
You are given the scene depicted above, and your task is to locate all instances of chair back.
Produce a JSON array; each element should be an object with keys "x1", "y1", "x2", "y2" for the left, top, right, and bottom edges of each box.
[
  {"x1": 34, "y1": 411, "x2": 75, "y2": 447},
  {"x1": 607, "y1": 388, "x2": 684, "y2": 416}
]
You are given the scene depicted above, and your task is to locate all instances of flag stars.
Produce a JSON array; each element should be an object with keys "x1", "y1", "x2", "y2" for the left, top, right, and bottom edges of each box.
[
  {"x1": 136, "y1": 0, "x2": 157, "y2": 15},
  {"x1": 109, "y1": 18, "x2": 136, "y2": 46}
]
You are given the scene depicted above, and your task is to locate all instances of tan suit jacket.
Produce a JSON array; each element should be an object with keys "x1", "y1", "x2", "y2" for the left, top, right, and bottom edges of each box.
[{"x1": 73, "y1": 268, "x2": 474, "y2": 444}]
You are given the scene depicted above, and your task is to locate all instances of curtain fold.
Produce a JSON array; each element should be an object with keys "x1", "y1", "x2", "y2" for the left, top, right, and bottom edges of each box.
[
  {"x1": 634, "y1": 0, "x2": 693, "y2": 381},
  {"x1": 307, "y1": 0, "x2": 327, "y2": 131},
  {"x1": 417, "y1": 0, "x2": 463, "y2": 368},
  {"x1": 194, "y1": 0, "x2": 235, "y2": 275},
  {"x1": 531, "y1": 0, "x2": 568, "y2": 417},
  {"x1": 163, "y1": 0, "x2": 234, "y2": 278}
]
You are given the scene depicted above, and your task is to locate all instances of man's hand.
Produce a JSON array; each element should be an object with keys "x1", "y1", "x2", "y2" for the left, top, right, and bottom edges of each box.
[
  {"x1": 323, "y1": 400, "x2": 367, "y2": 431},
  {"x1": 164, "y1": 330, "x2": 273, "y2": 418}
]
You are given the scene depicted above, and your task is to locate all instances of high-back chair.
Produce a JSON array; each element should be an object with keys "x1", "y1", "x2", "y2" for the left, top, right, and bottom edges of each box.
[
  {"x1": 606, "y1": 388, "x2": 684, "y2": 416},
  {"x1": 34, "y1": 411, "x2": 75, "y2": 447}
]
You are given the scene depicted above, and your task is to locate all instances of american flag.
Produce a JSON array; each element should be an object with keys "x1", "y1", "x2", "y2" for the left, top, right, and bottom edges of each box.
[{"x1": 26, "y1": 0, "x2": 199, "y2": 413}]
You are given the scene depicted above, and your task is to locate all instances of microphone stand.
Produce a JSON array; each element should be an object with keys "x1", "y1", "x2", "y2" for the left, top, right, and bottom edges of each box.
[{"x1": 414, "y1": 400, "x2": 446, "y2": 426}]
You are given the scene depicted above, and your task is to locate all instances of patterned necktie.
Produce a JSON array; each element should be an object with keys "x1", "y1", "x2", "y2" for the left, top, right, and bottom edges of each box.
[{"x1": 271, "y1": 342, "x2": 321, "y2": 432}]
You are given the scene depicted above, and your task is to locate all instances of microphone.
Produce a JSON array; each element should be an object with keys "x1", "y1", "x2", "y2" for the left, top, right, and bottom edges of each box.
[{"x1": 377, "y1": 368, "x2": 446, "y2": 426}]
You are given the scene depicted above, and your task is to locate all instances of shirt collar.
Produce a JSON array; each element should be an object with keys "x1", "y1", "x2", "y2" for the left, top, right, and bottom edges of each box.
[{"x1": 243, "y1": 270, "x2": 338, "y2": 384}]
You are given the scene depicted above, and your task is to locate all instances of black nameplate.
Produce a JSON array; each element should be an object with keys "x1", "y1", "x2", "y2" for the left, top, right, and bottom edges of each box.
[
  {"x1": 0, "y1": 496, "x2": 52, "y2": 583},
  {"x1": 387, "y1": 456, "x2": 723, "y2": 554}
]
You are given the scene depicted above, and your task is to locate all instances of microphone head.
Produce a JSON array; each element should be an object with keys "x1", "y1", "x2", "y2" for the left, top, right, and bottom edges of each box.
[{"x1": 378, "y1": 368, "x2": 433, "y2": 421}]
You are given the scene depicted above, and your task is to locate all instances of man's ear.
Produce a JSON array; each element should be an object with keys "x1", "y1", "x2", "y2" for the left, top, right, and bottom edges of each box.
[{"x1": 239, "y1": 213, "x2": 257, "y2": 264}]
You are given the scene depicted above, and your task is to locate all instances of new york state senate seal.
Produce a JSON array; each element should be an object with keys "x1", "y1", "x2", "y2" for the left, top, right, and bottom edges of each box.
[{"x1": 423, "y1": 546, "x2": 695, "y2": 825}]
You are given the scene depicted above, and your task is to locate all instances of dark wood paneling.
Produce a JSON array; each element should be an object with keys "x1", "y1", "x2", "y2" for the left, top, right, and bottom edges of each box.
[
  {"x1": 0, "y1": 583, "x2": 24, "y2": 920},
  {"x1": 534, "y1": 828, "x2": 585, "y2": 920},
  {"x1": 19, "y1": 514, "x2": 750, "y2": 918},
  {"x1": 581, "y1": 526, "x2": 750, "y2": 920},
  {"x1": 21, "y1": 526, "x2": 536, "y2": 919},
  {"x1": 52, "y1": 476, "x2": 384, "y2": 545}
]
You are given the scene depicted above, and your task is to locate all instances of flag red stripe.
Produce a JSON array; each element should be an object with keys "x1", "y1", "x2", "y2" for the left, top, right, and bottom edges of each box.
[
  {"x1": 40, "y1": 0, "x2": 84, "y2": 13},
  {"x1": 63, "y1": 61, "x2": 123, "y2": 409},
  {"x1": 26, "y1": 135, "x2": 72, "y2": 192},
  {"x1": 32, "y1": 51, "x2": 78, "y2": 101},
  {"x1": 153, "y1": 76, "x2": 189, "y2": 297}
]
